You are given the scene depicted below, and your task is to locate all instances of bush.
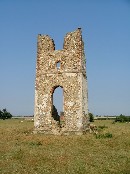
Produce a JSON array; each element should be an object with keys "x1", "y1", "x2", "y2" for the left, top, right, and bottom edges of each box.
[
  {"x1": 89, "y1": 113, "x2": 94, "y2": 122},
  {"x1": 0, "y1": 108, "x2": 12, "y2": 120}
]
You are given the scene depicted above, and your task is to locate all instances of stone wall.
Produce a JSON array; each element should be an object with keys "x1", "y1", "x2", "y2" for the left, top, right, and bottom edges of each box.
[{"x1": 34, "y1": 28, "x2": 89, "y2": 135}]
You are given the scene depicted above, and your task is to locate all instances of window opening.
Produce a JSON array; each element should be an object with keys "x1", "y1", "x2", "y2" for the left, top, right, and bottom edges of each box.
[{"x1": 56, "y1": 61, "x2": 61, "y2": 69}]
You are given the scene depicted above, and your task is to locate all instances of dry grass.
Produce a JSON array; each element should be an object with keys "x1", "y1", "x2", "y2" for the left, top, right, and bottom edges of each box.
[{"x1": 0, "y1": 119, "x2": 130, "y2": 174}]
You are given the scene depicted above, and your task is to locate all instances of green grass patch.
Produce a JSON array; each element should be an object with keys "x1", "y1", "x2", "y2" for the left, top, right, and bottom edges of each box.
[
  {"x1": 98, "y1": 124, "x2": 108, "y2": 129},
  {"x1": 96, "y1": 132, "x2": 113, "y2": 139},
  {"x1": 0, "y1": 119, "x2": 130, "y2": 174}
]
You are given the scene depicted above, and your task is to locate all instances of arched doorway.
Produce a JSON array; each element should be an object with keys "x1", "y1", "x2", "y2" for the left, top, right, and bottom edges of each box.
[{"x1": 52, "y1": 86, "x2": 64, "y2": 123}]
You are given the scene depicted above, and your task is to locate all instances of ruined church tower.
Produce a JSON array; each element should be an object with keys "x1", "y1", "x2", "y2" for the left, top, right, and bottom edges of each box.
[{"x1": 34, "y1": 28, "x2": 89, "y2": 135}]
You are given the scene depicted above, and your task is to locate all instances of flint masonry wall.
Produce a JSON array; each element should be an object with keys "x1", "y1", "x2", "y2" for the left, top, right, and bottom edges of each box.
[{"x1": 34, "y1": 28, "x2": 89, "y2": 135}]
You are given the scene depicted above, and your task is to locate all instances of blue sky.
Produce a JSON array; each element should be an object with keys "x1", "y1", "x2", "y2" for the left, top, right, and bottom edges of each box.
[{"x1": 0, "y1": 0, "x2": 130, "y2": 116}]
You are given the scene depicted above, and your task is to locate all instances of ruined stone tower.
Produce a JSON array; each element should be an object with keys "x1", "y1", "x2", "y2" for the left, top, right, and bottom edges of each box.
[{"x1": 34, "y1": 28, "x2": 89, "y2": 135}]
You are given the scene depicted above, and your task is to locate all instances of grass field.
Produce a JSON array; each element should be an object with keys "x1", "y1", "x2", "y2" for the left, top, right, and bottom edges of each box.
[{"x1": 0, "y1": 119, "x2": 130, "y2": 174}]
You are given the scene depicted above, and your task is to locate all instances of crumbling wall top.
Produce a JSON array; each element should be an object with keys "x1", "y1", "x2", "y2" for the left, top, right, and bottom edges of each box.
[
  {"x1": 37, "y1": 34, "x2": 55, "y2": 53},
  {"x1": 63, "y1": 28, "x2": 82, "y2": 51},
  {"x1": 38, "y1": 28, "x2": 83, "y2": 54}
]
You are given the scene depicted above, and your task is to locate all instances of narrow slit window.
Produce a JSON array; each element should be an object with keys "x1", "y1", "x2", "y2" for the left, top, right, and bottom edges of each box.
[{"x1": 56, "y1": 61, "x2": 61, "y2": 69}]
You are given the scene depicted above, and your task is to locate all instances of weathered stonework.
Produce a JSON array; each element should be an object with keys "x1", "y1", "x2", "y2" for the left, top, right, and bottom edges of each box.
[{"x1": 34, "y1": 28, "x2": 89, "y2": 135}]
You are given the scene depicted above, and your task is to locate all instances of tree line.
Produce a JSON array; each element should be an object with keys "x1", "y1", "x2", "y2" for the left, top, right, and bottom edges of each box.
[{"x1": 115, "y1": 114, "x2": 130, "y2": 122}]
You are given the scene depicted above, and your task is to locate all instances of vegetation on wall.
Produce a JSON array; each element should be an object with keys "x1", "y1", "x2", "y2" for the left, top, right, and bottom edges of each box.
[
  {"x1": 52, "y1": 105, "x2": 60, "y2": 121},
  {"x1": 0, "y1": 108, "x2": 12, "y2": 120}
]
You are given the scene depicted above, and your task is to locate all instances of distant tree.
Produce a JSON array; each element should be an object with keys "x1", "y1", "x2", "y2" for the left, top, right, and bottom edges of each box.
[
  {"x1": 52, "y1": 105, "x2": 60, "y2": 122},
  {"x1": 0, "y1": 108, "x2": 12, "y2": 120},
  {"x1": 0, "y1": 110, "x2": 2, "y2": 119},
  {"x1": 89, "y1": 112, "x2": 94, "y2": 122}
]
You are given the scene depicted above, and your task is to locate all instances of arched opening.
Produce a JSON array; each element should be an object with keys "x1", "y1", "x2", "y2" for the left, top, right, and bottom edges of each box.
[{"x1": 52, "y1": 86, "x2": 64, "y2": 124}]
